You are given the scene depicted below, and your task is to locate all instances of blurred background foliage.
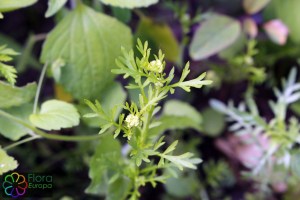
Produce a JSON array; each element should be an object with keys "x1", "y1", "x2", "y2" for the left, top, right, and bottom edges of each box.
[{"x1": 1, "y1": 0, "x2": 300, "y2": 199}]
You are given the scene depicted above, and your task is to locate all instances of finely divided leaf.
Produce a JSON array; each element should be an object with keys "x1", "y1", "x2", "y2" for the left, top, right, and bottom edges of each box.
[
  {"x1": 41, "y1": 4, "x2": 132, "y2": 99},
  {"x1": 29, "y1": 100, "x2": 80, "y2": 130}
]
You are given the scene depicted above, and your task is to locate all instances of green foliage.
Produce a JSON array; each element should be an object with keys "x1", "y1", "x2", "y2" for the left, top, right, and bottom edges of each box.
[
  {"x1": 214, "y1": 40, "x2": 266, "y2": 84},
  {"x1": 0, "y1": 147, "x2": 18, "y2": 175},
  {"x1": 0, "y1": 0, "x2": 37, "y2": 12},
  {"x1": 41, "y1": 3, "x2": 132, "y2": 99},
  {"x1": 84, "y1": 40, "x2": 211, "y2": 199},
  {"x1": 100, "y1": 0, "x2": 159, "y2": 9},
  {"x1": 0, "y1": 45, "x2": 18, "y2": 85},
  {"x1": 201, "y1": 108, "x2": 225, "y2": 137},
  {"x1": 135, "y1": 17, "x2": 180, "y2": 63},
  {"x1": 291, "y1": 151, "x2": 300, "y2": 179},
  {"x1": 0, "y1": 81, "x2": 36, "y2": 109},
  {"x1": 211, "y1": 68, "x2": 300, "y2": 177},
  {"x1": 189, "y1": 14, "x2": 241, "y2": 60},
  {"x1": 203, "y1": 160, "x2": 235, "y2": 188},
  {"x1": 243, "y1": 0, "x2": 271, "y2": 14},
  {"x1": 45, "y1": 0, "x2": 67, "y2": 18},
  {"x1": 29, "y1": 100, "x2": 80, "y2": 131},
  {"x1": 80, "y1": 82, "x2": 127, "y2": 128},
  {"x1": 86, "y1": 134, "x2": 131, "y2": 199},
  {"x1": 0, "y1": 104, "x2": 32, "y2": 140}
]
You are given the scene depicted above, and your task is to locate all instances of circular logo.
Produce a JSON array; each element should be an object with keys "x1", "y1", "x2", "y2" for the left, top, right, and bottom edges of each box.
[{"x1": 2, "y1": 172, "x2": 28, "y2": 198}]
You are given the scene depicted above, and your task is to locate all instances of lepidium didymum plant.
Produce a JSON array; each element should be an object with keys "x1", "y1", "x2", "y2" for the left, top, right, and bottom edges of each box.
[{"x1": 84, "y1": 39, "x2": 212, "y2": 199}]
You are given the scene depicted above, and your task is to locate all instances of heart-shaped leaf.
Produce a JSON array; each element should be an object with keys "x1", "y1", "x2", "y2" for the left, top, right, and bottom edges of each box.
[{"x1": 29, "y1": 100, "x2": 80, "y2": 131}]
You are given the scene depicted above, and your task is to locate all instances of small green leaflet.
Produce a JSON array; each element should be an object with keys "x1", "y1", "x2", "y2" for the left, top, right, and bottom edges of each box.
[
  {"x1": 100, "y1": 0, "x2": 159, "y2": 8},
  {"x1": 0, "y1": 45, "x2": 18, "y2": 85},
  {"x1": 0, "y1": 81, "x2": 36, "y2": 109},
  {"x1": 29, "y1": 100, "x2": 80, "y2": 131},
  {"x1": 41, "y1": 3, "x2": 132, "y2": 99},
  {"x1": 0, "y1": 147, "x2": 18, "y2": 175},
  {"x1": 0, "y1": 0, "x2": 37, "y2": 12},
  {"x1": 45, "y1": 0, "x2": 67, "y2": 18}
]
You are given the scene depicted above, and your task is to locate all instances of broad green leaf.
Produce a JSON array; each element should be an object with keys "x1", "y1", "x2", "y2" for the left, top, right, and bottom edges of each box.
[
  {"x1": 149, "y1": 116, "x2": 202, "y2": 138},
  {"x1": 165, "y1": 170, "x2": 198, "y2": 198},
  {"x1": 243, "y1": 0, "x2": 271, "y2": 14},
  {"x1": 100, "y1": 0, "x2": 158, "y2": 8},
  {"x1": 0, "y1": 81, "x2": 36, "y2": 109},
  {"x1": 29, "y1": 100, "x2": 80, "y2": 130},
  {"x1": 86, "y1": 134, "x2": 129, "y2": 198},
  {"x1": 202, "y1": 108, "x2": 225, "y2": 137},
  {"x1": 163, "y1": 100, "x2": 202, "y2": 124},
  {"x1": 41, "y1": 4, "x2": 132, "y2": 99},
  {"x1": 219, "y1": 32, "x2": 247, "y2": 59},
  {"x1": 107, "y1": 176, "x2": 131, "y2": 200},
  {"x1": 45, "y1": 0, "x2": 67, "y2": 18},
  {"x1": 0, "y1": 104, "x2": 32, "y2": 141},
  {"x1": 0, "y1": 147, "x2": 18, "y2": 175},
  {"x1": 135, "y1": 17, "x2": 180, "y2": 62},
  {"x1": 264, "y1": 0, "x2": 300, "y2": 44},
  {"x1": 111, "y1": 7, "x2": 131, "y2": 23},
  {"x1": 189, "y1": 14, "x2": 241, "y2": 60},
  {"x1": 0, "y1": 0, "x2": 37, "y2": 12},
  {"x1": 80, "y1": 82, "x2": 127, "y2": 127}
]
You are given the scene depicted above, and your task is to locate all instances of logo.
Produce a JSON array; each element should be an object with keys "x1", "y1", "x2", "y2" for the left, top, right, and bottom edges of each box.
[
  {"x1": 1, "y1": 172, "x2": 53, "y2": 198},
  {"x1": 2, "y1": 172, "x2": 28, "y2": 198}
]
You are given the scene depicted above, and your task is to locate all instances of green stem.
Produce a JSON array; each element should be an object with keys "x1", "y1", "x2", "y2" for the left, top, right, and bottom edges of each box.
[
  {"x1": 141, "y1": 107, "x2": 153, "y2": 143},
  {"x1": 0, "y1": 109, "x2": 104, "y2": 145},
  {"x1": 33, "y1": 62, "x2": 48, "y2": 114},
  {"x1": 4, "y1": 135, "x2": 40, "y2": 150}
]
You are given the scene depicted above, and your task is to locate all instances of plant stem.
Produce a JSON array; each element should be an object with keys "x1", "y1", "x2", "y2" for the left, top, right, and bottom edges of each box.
[
  {"x1": 141, "y1": 107, "x2": 153, "y2": 143},
  {"x1": 4, "y1": 135, "x2": 40, "y2": 150},
  {"x1": 33, "y1": 62, "x2": 48, "y2": 114}
]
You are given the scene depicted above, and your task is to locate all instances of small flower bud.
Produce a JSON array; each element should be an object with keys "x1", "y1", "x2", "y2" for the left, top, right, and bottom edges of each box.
[
  {"x1": 125, "y1": 114, "x2": 139, "y2": 128},
  {"x1": 147, "y1": 60, "x2": 163, "y2": 73},
  {"x1": 263, "y1": 19, "x2": 289, "y2": 45}
]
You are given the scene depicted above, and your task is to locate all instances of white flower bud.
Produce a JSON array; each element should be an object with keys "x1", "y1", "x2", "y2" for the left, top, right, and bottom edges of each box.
[
  {"x1": 147, "y1": 60, "x2": 163, "y2": 73},
  {"x1": 125, "y1": 114, "x2": 139, "y2": 128}
]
